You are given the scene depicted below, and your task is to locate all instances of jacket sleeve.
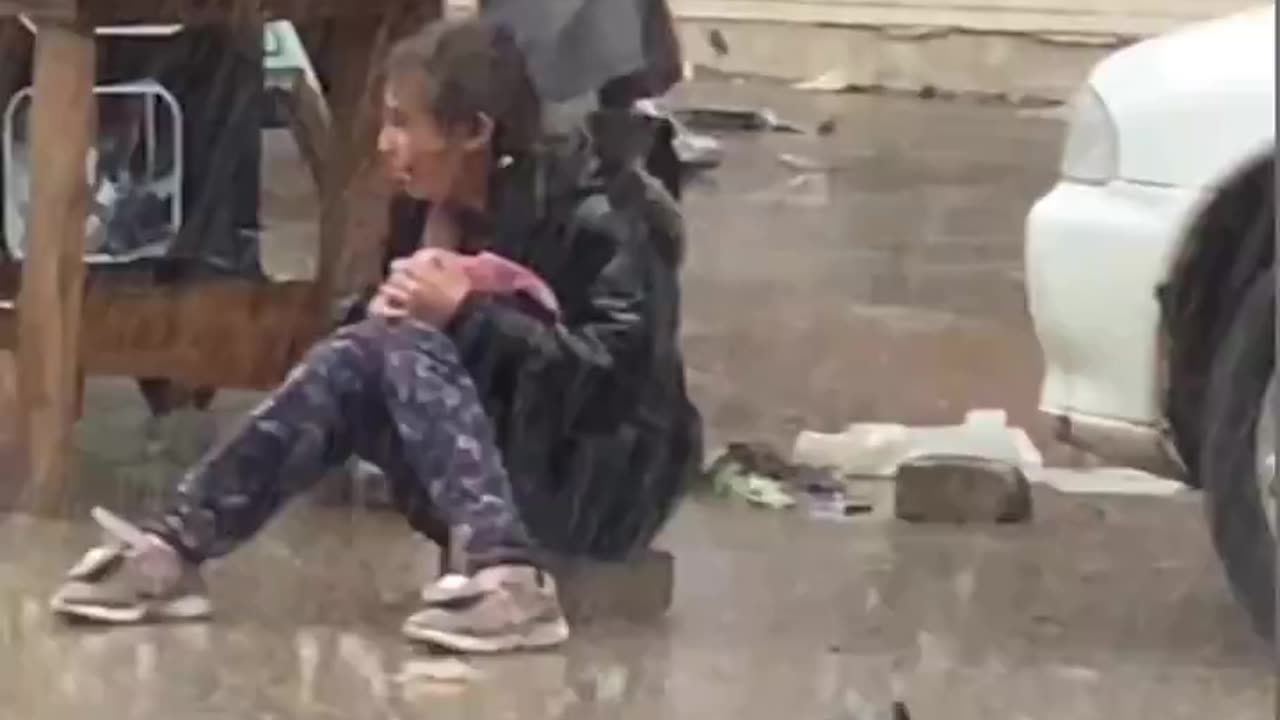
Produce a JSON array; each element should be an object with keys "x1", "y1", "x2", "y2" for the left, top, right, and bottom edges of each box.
[{"x1": 446, "y1": 201, "x2": 655, "y2": 432}]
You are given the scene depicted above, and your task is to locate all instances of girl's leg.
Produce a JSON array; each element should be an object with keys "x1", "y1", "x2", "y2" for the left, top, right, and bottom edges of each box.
[
  {"x1": 352, "y1": 319, "x2": 537, "y2": 571},
  {"x1": 149, "y1": 319, "x2": 533, "y2": 568}
]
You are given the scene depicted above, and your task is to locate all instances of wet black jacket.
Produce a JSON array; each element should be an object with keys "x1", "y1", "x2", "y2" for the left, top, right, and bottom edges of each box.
[{"x1": 372, "y1": 126, "x2": 702, "y2": 559}]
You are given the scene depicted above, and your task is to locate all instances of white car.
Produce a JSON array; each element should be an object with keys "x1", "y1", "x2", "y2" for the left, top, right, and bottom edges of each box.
[{"x1": 1025, "y1": 4, "x2": 1276, "y2": 641}]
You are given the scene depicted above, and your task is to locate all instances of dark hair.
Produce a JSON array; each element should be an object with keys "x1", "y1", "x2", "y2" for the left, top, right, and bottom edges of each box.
[{"x1": 387, "y1": 19, "x2": 543, "y2": 157}]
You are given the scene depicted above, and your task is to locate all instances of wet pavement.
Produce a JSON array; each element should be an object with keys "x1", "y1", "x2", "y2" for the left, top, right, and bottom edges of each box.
[
  {"x1": 0, "y1": 83, "x2": 1274, "y2": 716},
  {"x1": 669, "y1": 81, "x2": 1060, "y2": 456},
  {"x1": 0, "y1": 488, "x2": 1271, "y2": 719}
]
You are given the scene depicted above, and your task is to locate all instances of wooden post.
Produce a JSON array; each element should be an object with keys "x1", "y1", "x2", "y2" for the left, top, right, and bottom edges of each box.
[
  {"x1": 313, "y1": 17, "x2": 387, "y2": 335},
  {"x1": 16, "y1": 18, "x2": 94, "y2": 513}
]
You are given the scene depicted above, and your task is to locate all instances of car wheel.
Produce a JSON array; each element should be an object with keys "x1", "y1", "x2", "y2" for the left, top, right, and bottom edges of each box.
[{"x1": 1199, "y1": 266, "x2": 1275, "y2": 643}]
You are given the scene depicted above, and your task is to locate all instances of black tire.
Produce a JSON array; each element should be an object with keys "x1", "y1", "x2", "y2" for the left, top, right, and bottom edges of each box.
[{"x1": 1199, "y1": 266, "x2": 1275, "y2": 644}]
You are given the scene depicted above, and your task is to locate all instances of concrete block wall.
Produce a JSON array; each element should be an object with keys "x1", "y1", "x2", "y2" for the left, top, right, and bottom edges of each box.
[{"x1": 670, "y1": 0, "x2": 1259, "y2": 101}]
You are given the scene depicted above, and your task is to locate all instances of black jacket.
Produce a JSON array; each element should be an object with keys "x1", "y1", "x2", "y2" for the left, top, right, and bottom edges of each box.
[{"x1": 371, "y1": 126, "x2": 702, "y2": 559}]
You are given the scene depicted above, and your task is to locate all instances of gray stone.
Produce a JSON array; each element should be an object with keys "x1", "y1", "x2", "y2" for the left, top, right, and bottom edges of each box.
[
  {"x1": 894, "y1": 454, "x2": 1032, "y2": 524},
  {"x1": 547, "y1": 549, "x2": 674, "y2": 624}
]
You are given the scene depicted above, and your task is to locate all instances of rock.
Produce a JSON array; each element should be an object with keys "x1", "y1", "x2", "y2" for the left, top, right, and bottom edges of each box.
[
  {"x1": 548, "y1": 549, "x2": 674, "y2": 624},
  {"x1": 894, "y1": 454, "x2": 1032, "y2": 524}
]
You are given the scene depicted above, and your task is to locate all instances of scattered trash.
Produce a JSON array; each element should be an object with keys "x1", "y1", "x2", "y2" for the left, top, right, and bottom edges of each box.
[
  {"x1": 673, "y1": 105, "x2": 804, "y2": 134},
  {"x1": 777, "y1": 152, "x2": 828, "y2": 173},
  {"x1": 794, "y1": 423, "x2": 912, "y2": 477},
  {"x1": 793, "y1": 465, "x2": 873, "y2": 521},
  {"x1": 670, "y1": 118, "x2": 724, "y2": 169},
  {"x1": 792, "y1": 409, "x2": 1042, "y2": 479},
  {"x1": 711, "y1": 441, "x2": 795, "y2": 478},
  {"x1": 705, "y1": 441, "x2": 798, "y2": 509},
  {"x1": 793, "y1": 68, "x2": 853, "y2": 93},
  {"x1": 714, "y1": 468, "x2": 797, "y2": 509},
  {"x1": 635, "y1": 99, "x2": 724, "y2": 171},
  {"x1": 704, "y1": 442, "x2": 882, "y2": 516},
  {"x1": 806, "y1": 487, "x2": 874, "y2": 522},
  {"x1": 705, "y1": 28, "x2": 730, "y2": 57}
]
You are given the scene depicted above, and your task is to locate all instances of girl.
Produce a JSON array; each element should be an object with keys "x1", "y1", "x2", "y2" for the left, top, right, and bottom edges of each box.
[{"x1": 51, "y1": 18, "x2": 702, "y2": 655}]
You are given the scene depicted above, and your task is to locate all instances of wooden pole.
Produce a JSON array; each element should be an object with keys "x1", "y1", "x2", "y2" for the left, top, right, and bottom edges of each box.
[
  {"x1": 16, "y1": 18, "x2": 95, "y2": 513},
  {"x1": 313, "y1": 18, "x2": 386, "y2": 326}
]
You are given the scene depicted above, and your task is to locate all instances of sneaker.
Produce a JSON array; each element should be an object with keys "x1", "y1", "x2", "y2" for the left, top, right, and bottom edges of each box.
[
  {"x1": 404, "y1": 565, "x2": 570, "y2": 653},
  {"x1": 49, "y1": 507, "x2": 211, "y2": 624}
]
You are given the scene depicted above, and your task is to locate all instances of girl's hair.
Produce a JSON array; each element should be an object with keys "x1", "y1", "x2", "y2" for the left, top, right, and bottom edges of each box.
[{"x1": 386, "y1": 18, "x2": 543, "y2": 157}]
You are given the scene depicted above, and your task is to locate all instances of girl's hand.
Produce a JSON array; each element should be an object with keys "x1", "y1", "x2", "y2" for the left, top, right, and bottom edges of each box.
[
  {"x1": 367, "y1": 290, "x2": 407, "y2": 320},
  {"x1": 376, "y1": 249, "x2": 474, "y2": 327}
]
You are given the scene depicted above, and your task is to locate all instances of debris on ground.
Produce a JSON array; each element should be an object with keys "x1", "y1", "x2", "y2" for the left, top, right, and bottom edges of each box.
[
  {"x1": 704, "y1": 442, "x2": 798, "y2": 509},
  {"x1": 673, "y1": 105, "x2": 804, "y2": 134},
  {"x1": 793, "y1": 68, "x2": 854, "y2": 93},
  {"x1": 792, "y1": 409, "x2": 1042, "y2": 479},
  {"x1": 634, "y1": 99, "x2": 724, "y2": 171},
  {"x1": 786, "y1": 409, "x2": 1044, "y2": 524},
  {"x1": 713, "y1": 465, "x2": 797, "y2": 509},
  {"x1": 704, "y1": 442, "x2": 876, "y2": 516},
  {"x1": 705, "y1": 28, "x2": 730, "y2": 57},
  {"x1": 794, "y1": 423, "x2": 912, "y2": 477},
  {"x1": 672, "y1": 119, "x2": 725, "y2": 169},
  {"x1": 806, "y1": 485, "x2": 874, "y2": 521},
  {"x1": 777, "y1": 152, "x2": 831, "y2": 173}
]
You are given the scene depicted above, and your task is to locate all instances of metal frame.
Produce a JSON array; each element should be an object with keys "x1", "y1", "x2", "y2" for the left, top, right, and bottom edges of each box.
[{"x1": 3, "y1": 81, "x2": 184, "y2": 262}]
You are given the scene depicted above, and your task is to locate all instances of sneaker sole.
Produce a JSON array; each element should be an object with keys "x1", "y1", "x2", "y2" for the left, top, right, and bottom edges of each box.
[
  {"x1": 402, "y1": 617, "x2": 570, "y2": 654},
  {"x1": 50, "y1": 594, "x2": 213, "y2": 624}
]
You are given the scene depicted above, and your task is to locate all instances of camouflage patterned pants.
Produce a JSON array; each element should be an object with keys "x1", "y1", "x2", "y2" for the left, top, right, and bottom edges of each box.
[{"x1": 147, "y1": 318, "x2": 535, "y2": 570}]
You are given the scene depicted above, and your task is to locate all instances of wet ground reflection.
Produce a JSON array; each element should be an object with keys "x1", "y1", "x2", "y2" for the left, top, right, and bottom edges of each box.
[{"x1": 0, "y1": 490, "x2": 1270, "y2": 719}]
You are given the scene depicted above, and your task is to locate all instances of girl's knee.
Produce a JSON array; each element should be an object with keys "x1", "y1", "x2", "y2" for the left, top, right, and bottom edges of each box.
[
  {"x1": 315, "y1": 319, "x2": 464, "y2": 385},
  {"x1": 383, "y1": 320, "x2": 460, "y2": 362},
  {"x1": 331, "y1": 317, "x2": 391, "y2": 346},
  {"x1": 333, "y1": 317, "x2": 450, "y2": 350},
  {"x1": 299, "y1": 319, "x2": 389, "y2": 375}
]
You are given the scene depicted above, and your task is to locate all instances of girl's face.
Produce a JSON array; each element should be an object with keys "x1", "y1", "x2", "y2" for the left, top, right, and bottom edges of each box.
[{"x1": 378, "y1": 76, "x2": 489, "y2": 202}]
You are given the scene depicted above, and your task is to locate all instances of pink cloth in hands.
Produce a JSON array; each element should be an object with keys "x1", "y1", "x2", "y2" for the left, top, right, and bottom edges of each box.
[{"x1": 455, "y1": 251, "x2": 560, "y2": 318}]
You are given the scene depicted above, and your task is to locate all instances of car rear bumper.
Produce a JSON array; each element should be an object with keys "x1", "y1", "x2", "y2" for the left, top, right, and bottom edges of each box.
[
  {"x1": 1046, "y1": 411, "x2": 1186, "y2": 478},
  {"x1": 1025, "y1": 178, "x2": 1205, "y2": 470}
]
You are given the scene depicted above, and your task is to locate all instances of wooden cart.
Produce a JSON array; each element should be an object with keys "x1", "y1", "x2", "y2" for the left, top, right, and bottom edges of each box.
[{"x1": 0, "y1": 0, "x2": 431, "y2": 511}]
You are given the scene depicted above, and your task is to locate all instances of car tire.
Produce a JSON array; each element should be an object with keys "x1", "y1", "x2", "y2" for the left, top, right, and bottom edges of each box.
[{"x1": 1199, "y1": 265, "x2": 1275, "y2": 644}]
